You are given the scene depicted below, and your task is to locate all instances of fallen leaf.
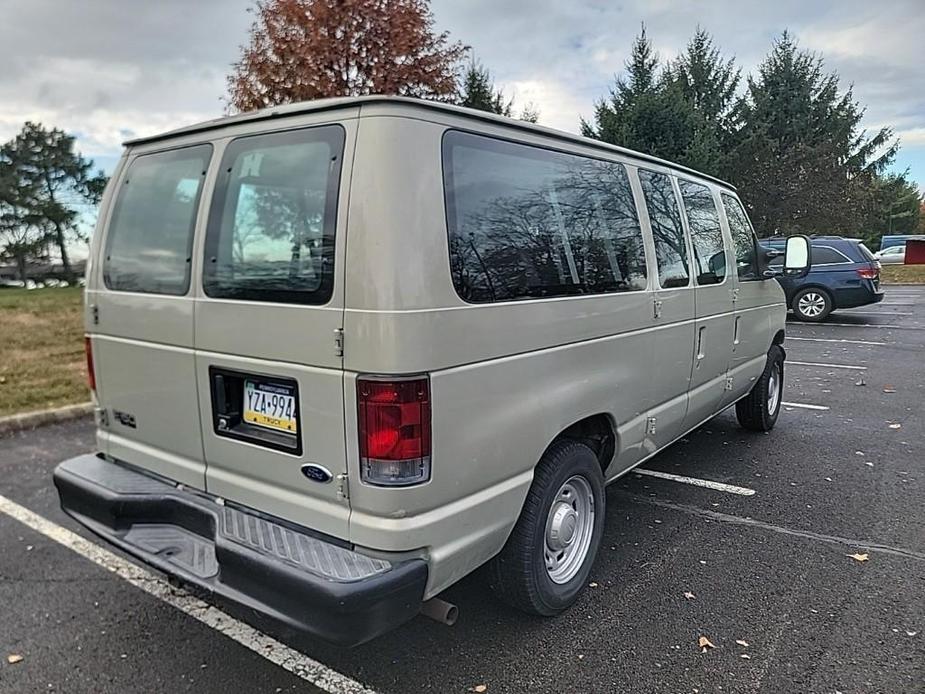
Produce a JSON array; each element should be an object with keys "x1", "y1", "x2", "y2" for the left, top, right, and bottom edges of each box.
[
  {"x1": 698, "y1": 636, "x2": 716, "y2": 650},
  {"x1": 889, "y1": 423, "x2": 902, "y2": 429},
  {"x1": 906, "y1": 631, "x2": 918, "y2": 637},
  {"x1": 735, "y1": 639, "x2": 749, "y2": 647},
  {"x1": 6, "y1": 654, "x2": 23, "y2": 664},
  {"x1": 588, "y1": 582, "x2": 599, "y2": 588},
  {"x1": 684, "y1": 591, "x2": 696, "y2": 600},
  {"x1": 854, "y1": 378, "x2": 866, "y2": 387},
  {"x1": 883, "y1": 385, "x2": 897, "y2": 393},
  {"x1": 847, "y1": 553, "x2": 869, "y2": 562},
  {"x1": 472, "y1": 686, "x2": 487, "y2": 693},
  {"x1": 740, "y1": 654, "x2": 751, "y2": 659}
]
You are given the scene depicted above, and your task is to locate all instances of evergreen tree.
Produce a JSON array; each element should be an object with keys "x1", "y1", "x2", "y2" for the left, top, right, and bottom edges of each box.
[
  {"x1": 1, "y1": 122, "x2": 107, "y2": 283},
  {"x1": 459, "y1": 59, "x2": 512, "y2": 116},
  {"x1": 458, "y1": 59, "x2": 540, "y2": 123},
  {"x1": 582, "y1": 26, "x2": 736, "y2": 176},
  {"x1": 730, "y1": 32, "x2": 897, "y2": 236},
  {"x1": 0, "y1": 145, "x2": 48, "y2": 284}
]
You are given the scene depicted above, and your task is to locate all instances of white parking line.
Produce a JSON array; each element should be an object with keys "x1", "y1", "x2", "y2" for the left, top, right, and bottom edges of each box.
[
  {"x1": 781, "y1": 401, "x2": 830, "y2": 411},
  {"x1": 807, "y1": 323, "x2": 922, "y2": 330},
  {"x1": 788, "y1": 336, "x2": 887, "y2": 346},
  {"x1": 0, "y1": 494, "x2": 379, "y2": 694},
  {"x1": 788, "y1": 361, "x2": 867, "y2": 370},
  {"x1": 634, "y1": 469, "x2": 756, "y2": 496},
  {"x1": 840, "y1": 311, "x2": 913, "y2": 316}
]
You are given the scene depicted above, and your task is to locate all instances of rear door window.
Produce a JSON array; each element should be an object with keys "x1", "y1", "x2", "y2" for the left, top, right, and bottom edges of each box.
[
  {"x1": 638, "y1": 169, "x2": 690, "y2": 288},
  {"x1": 679, "y1": 180, "x2": 726, "y2": 285},
  {"x1": 721, "y1": 193, "x2": 760, "y2": 281},
  {"x1": 443, "y1": 131, "x2": 647, "y2": 302},
  {"x1": 812, "y1": 246, "x2": 852, "y2": 265},
  {"x1": 203, "y1": 125, "x2": 345, "y2": 305},
  {"x1": 103, "y1": 145, "x2": 212, "y2": 295}
]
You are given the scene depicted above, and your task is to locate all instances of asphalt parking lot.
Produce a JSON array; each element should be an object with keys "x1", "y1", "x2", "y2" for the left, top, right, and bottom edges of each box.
[{"x1": 1, "y1": 287, "x2": 923, "y2": 694}]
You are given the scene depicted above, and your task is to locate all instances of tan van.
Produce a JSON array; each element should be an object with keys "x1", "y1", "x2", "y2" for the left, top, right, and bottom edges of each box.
[{"x1": 54, "y1": 96, "x2": 810, "y2": 645}]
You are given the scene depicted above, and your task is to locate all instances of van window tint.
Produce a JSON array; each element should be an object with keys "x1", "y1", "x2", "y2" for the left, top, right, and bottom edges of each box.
[
  {"x1": 679, "y1": 180, "x2": 726, "y2": 285},
  {"x1": 721, "y1": 193, "x2": 760, "y2": 280},
  {"x1": 639, "y1": 170, "x2": 689, "y2": 288},
  {"x1": 443, "y1": 131, "x2": 647, "y2": 302},
  {"x1": 103, "y1": 145, "x2": 211, "y2": 295},
  {"x1": 203, "y1": 125, "x2": 344, "y2": 305}
]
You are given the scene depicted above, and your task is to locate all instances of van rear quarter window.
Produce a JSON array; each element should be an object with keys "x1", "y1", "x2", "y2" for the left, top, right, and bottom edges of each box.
[
  {"x1": 443, "y1": 131, "x2": 647, "y2": 303},
  {"x1": 103, "y1": 145, "x2": 212, "y2": 295},
  {"x1": 203, "y1": 125, "x2": 345, "y2": 305}
]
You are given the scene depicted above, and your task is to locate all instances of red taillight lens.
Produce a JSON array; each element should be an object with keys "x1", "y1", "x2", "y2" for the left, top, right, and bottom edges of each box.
[
  {"x1": 857, "y1": 266, "x2": 878, "y2": 280},
  {"x1": 84, "y1": 337, "x2": 96, "y2": 391},
  {"x1": 357, "y1": 376, "x2": 431, "y2": 486}
]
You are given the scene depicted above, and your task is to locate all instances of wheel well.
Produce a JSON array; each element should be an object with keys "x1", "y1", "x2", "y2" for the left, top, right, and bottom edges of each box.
[{"x1": 556, "y1": 414, "x2": 616, "y2": 473}]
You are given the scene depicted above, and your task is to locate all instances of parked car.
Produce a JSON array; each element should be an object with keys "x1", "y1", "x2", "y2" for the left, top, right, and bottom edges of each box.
[
  {"x1": 879, "y1": 234, "x2": 925, "y2": 251},
  {"x1": 53, "y1": 96, "x2": 810, "y2": 646},
  {"x1": 761, "y1": 236, "x2": 883, "y2": 321},
  {"x1": 875, "y1": 245, "x2": 906, "y2": 264}
]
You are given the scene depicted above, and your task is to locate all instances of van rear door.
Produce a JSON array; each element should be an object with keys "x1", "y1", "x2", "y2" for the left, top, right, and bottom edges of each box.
[
  {"x1": 194, "y1": 123, "x2": 353, "y2": 539},
  {"x1": 91, "y1": 144, "x2": 213, "y2": 489}
]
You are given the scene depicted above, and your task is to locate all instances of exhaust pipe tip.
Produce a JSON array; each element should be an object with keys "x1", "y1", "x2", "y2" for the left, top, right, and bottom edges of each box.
[{"x1": 420, "y1": 597, "x2": 458, "y2": 626}]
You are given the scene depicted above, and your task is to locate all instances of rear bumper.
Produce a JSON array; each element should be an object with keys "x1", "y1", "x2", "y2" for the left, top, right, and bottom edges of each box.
[
  {"x1": 834, "y1": 284, "x2": 884, "y2": 309},
  {"x1": 53, "y1": 454, "x2": 427, "y2": 647}
]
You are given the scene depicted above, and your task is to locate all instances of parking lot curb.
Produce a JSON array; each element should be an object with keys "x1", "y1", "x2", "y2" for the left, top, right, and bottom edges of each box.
[{"x1": 0, "y1": 402, "x2": 94, "y2": 437}]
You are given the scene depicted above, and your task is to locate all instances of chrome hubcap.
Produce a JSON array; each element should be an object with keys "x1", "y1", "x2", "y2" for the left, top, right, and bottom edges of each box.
[
  {"x1": 544, "y1": 475, "x2": 595, "y2": 584},
  {"x1": 767, "y1": 362, "x2": 781, "y2": 413},
  {"x1": 798, "y1": 292, "x2": 826, "y2": 317}
]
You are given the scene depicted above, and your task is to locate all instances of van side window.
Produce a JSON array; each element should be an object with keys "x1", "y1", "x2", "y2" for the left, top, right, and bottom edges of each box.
[
  {"x1": 203, "y1": 125, "x2": 345, "y2": 305},
  {"x1": 443, "y1": 131, "x2": 647, "y2": 303},
  {"x1": 103, "y1": 145, "x2": 212, "y2": 295},
  {"x1": 679, "y1": 180, "x2": 726, "y2": 285},
  {"x1": 638, "y1": 170, "x2": 689, "y2": 288},
  {"x1": 721, "y1": 193, "x2": 760, "y2": 280}
]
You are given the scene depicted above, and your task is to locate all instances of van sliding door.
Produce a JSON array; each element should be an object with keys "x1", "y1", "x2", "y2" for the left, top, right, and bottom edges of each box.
[{"x1": 678, "y1": 180, "x2": 736, "y2": 431}]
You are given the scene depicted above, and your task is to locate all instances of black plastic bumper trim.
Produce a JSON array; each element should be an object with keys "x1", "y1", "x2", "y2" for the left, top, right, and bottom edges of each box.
[{"x1": 52, "y1": 454, "x2": 427, "y2": 647}]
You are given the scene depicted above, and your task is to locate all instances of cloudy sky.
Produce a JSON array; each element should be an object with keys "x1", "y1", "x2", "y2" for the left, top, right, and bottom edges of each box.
[{"x1": 1, "y1": 0, "x2": 923, "y2": 194}]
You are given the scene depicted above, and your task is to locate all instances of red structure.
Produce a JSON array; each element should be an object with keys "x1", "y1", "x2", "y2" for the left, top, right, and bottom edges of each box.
[{"x1": 906, "y1": 239, "x2": 925, "y2": 264}]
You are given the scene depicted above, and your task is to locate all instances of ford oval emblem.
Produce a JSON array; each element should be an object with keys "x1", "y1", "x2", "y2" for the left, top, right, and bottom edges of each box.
[{"x1": 301, "y1": 464, "x2": 333, "y2": 484}]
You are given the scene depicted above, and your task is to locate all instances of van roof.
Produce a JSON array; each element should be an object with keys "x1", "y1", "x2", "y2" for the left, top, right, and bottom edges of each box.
[{"x1": 124, "y1": 95, "x2": 735, "y2": 190}]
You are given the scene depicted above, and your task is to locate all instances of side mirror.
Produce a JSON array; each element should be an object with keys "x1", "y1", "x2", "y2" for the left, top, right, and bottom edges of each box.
[
  {"x1": 782, "y1": 235, "x2": 811, "y2": 278},
  {"x1": 760, "y1": 235, "x2": 811, "y2": 279}
]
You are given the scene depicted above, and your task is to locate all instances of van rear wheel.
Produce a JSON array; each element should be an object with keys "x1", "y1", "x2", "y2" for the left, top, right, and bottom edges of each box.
[
  {"x1": 487, "y1": 439, "x2": 604, "y2": 616},
  {"x1": 736, "y1": 345, "x2": 784, "y2": 432}
]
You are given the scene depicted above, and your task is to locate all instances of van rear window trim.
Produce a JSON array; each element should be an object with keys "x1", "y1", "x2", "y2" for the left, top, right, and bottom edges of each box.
[{"x1": 201, "y1": 123, "x2": 346, "y2": 306}]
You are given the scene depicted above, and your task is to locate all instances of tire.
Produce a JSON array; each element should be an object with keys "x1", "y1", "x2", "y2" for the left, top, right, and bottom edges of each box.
[
  {"x1": 792, "y1": 287, "x2": 833, "y2": 322},
  {"x1": 736, "y1": 345, "x2": 784, "y2": 432},
  {"x1": 487, "y1": 439, "x2": 605, "y2": 616}
]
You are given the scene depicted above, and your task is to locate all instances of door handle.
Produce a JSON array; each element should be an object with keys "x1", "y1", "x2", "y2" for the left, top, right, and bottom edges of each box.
[
  {"x1": 696, "y1": 326, "x2": 706, "y2": 361},
  {"x1": 733, "y1": 316, "x2": 741, "y2": 347}
]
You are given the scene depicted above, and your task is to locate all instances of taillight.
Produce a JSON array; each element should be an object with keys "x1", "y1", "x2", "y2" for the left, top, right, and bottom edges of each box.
[
  {"x1": 357, "y1": 376, "x2": 431, "y2": 486},
  {"x1": 857, "y1": 266, "x2": 878, "y2": 280},
  {"x1": 84, "y1": 336, "x2": 96, "y2": 391}
]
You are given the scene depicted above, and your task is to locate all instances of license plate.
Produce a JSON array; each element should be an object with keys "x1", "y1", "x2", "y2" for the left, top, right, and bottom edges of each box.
[{"x1": 243, "y1": 380, "x2": 297, "y2": 434}]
